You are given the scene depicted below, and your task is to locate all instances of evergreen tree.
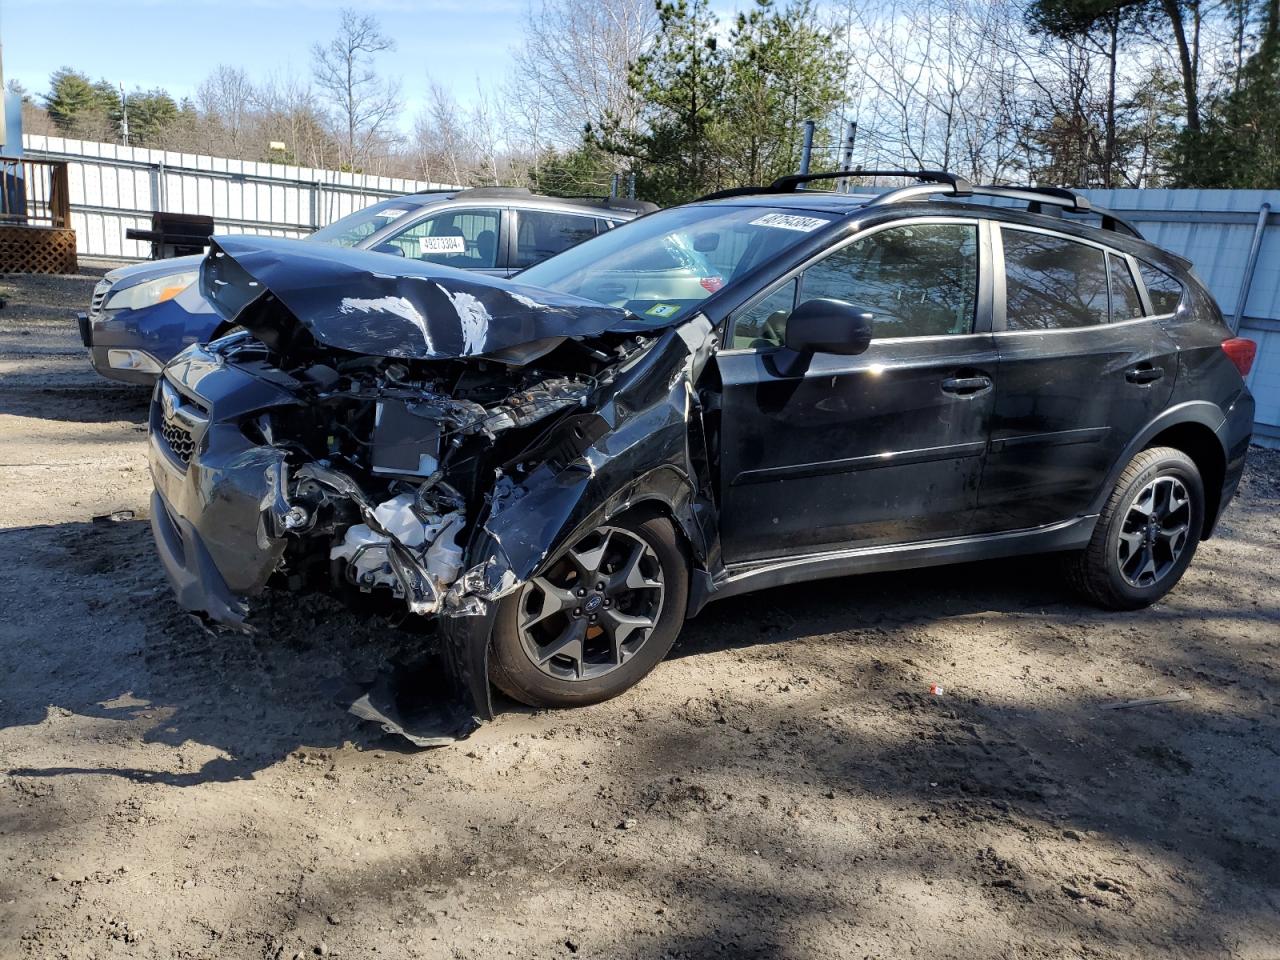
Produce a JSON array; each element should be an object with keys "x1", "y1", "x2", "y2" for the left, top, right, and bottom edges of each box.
[
  {"x1": 44, "y1": 68, "x2": 118, "y2": 138},
  {"x1": 124, "y1": 90, "x2": 181, "y2": 147},
  {"x1": 722, "y1": 0, "x2": 845, "y2": 186},
  {"x1": 599, "y1": 0, "x2": 844, "y2": 204},
  {"x1": 529, "y1": 143, "x2": 621, "y2": 198},
  {"x1": 1175, "y1": 0, "x2": 1280, "y2": 185},
  {"x1": 609, "y1": 0, "x2": 727, "y2": 204}
]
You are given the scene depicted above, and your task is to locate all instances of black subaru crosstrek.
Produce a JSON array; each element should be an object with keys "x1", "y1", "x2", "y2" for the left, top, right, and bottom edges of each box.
[{"x1": 146, "y1": 171, "x2": 1256, "y2": 739}]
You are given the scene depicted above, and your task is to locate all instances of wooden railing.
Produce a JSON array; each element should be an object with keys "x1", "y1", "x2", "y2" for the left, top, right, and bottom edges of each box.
[{"x1": 0, "y1": 156, "x2": 72, "y2": 229}]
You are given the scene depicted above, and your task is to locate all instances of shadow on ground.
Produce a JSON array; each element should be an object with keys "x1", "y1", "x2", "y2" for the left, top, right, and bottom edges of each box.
[{"x1": 2, "y1": 455, "x2": 1277, "y2": 958}]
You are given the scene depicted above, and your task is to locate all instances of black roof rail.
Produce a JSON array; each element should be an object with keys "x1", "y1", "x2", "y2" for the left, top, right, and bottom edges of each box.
[
  {"x1": 967, "y1": 186, "x2": 1143, "y2": 239},
  {"x1": 770, "y1": 169, "x2": 974, "y2": 193},
  {"x1": 693, "y1": 169, "x2": 1145, "y2": 239},
  {"x1": 695, "y1": 170, "x2": 971, "y2": 203},
  {"x1": 1092, "y1": 205, "x2": 1144, "y2": 239},
  {"x1": 866, "y1": 179, "x2": 1144, "y2": 239}
]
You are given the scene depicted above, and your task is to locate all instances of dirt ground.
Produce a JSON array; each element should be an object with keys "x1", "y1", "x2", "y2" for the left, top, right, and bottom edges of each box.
[{"x1": 1, "y1": 269, "x2": 1278, "y2": 960}]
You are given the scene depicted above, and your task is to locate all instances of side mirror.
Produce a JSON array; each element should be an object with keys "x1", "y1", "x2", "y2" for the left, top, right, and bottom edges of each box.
[
  {"x1": 370, "y1": 242, "x2": 406, "y2": 257},
  {"x1": 784, "y1": 298, "x2": 874, "y2": 356}
]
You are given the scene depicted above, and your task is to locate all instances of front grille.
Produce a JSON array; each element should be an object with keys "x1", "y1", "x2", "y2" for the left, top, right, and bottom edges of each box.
[
  {"x1": 161, "y1": 415, "x2": 197, "y2": 465},
  {"x1": 154, "y1": 380, "x2": 208, "y2": 468},
  {"x1": 88, "y1": 279, "x2": 112, "y2": 322}
]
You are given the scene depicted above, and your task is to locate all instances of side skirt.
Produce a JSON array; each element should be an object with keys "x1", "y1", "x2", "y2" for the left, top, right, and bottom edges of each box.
[{"x1": 689, "y1": 515, "x2": 1098, "y2": 615}]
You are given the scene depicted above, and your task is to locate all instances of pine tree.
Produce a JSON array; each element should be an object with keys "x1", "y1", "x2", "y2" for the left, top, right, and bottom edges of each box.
[
  {"x1": 1175, "y1": 0, "x2": 1280, "y2": 185},
  {"x1": 44, "y1": 68, "x2": 118, "y2": 138}
]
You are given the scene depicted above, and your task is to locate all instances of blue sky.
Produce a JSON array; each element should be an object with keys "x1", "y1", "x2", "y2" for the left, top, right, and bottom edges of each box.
[{"x1": 1, "y1": 0, "x2": 532, "y2": 126}]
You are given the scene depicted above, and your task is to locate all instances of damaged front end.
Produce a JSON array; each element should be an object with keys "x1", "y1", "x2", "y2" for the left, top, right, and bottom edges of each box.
[{"x1": 147, "y1": 236, "x2": 715, "y2": 742}]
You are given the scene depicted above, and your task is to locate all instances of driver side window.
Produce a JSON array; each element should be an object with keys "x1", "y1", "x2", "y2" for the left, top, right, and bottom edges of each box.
[
  {"x1": 801, "y1": 222, "x2": 978, "y2": 340},
  {"x1": 731, "y1": 278, "x2": 798, "y2": 349}
]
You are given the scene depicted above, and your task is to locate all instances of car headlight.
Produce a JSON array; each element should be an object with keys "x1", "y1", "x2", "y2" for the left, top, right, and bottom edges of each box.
[{"x1": 103, "y1": 270, "x2": 198, "y2": 312}]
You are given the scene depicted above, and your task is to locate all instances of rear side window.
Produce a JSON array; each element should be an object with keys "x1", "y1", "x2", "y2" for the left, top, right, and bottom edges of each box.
[
  {"x1": 514, "y1": 211, "x2": 599, "y2": 269},
  {"x1": 1003, "y1": 228, "x2": 1109, "y2": 330},
  {"x1": 1139, "y1": 263, "x2": 1184, "y2": 316},
  {"x1": 1110, "y1": 255, "x2": 1145, "y2": 321}
]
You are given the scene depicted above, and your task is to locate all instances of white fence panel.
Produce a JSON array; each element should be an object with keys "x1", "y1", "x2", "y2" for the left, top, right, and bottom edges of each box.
[{"x1": 21, "y1": 133, "x2": 456, "y2": 260}]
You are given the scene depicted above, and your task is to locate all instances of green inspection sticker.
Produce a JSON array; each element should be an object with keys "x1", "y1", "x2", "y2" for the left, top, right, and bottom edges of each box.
[{"x1": 645, "y1": 303, "x2": 680, "y2": 318}]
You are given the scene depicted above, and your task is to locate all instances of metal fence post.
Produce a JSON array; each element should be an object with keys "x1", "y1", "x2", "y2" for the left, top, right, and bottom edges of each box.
[
  {"x1": 1232, "y1": 202, "x2": 1271, "y2": 334},
  {"x1": 836, "y1": 120, "x2": 857, "y2": 193},
  {"x1": 798, "y1": 120, "x2": 816, "y2": 177}
]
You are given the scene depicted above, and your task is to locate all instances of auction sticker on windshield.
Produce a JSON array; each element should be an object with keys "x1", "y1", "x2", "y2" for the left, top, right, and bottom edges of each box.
[{"x1": 749, "y1": 213, "x2": 829, "y2": 232}]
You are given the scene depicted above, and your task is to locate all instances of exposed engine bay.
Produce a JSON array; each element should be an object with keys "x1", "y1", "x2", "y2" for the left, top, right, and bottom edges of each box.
[
  {"x1": 205, "y1": 328, "x2": 642, "y2": 620},
  {"x1": 147, "y1": 236, "x2": 717, "y2": 744}
]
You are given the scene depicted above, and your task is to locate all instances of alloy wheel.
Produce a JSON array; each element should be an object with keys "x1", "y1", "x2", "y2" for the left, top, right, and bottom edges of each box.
[
  {"x1": 1117, "y1": 475, "x2": 1192, "y2": 588},
  {"x1": 517, "y1": 525, "x2": 666, "y2": 681}
]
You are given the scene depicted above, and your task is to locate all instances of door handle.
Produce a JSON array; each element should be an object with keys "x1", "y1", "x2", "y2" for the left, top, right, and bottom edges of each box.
[
  {"x1": 1125, "y1": 365, "x2": 1164, "y2": 384},
  {"x1": 941, "y1": 375, "x2": 992, "y2": 395}
]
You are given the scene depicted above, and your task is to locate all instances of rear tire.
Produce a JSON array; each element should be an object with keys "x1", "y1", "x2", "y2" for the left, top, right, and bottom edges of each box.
[
  {"x1": 1065, "y1": 446, "x2": 1203, "y2": 610},
  {"x1": 490, "y1": 515, "x2": 688, "y2": 708}
]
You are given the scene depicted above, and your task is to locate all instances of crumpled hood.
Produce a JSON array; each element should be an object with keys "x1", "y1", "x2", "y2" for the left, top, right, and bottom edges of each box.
[{"x1": 200, "y1": 234, "x2": 660, "y2": 361}]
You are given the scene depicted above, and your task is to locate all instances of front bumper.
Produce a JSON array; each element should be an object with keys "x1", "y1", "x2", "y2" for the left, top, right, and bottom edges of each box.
[
  {"x1": 80, "y1": 305, "x2": 160, "y2": 387},
  {"x1": 146, "y1": 351, "x2": 302, "y2": 624},
  {"x1": 80, "y1": 292, "x2": 208, "y2": 387},
  {"x1": 146, "y1": 352, "x2": 490, "y2": 742},
  {"x1": 81, "y1": 306, "x2": 166, "y2": 386}
]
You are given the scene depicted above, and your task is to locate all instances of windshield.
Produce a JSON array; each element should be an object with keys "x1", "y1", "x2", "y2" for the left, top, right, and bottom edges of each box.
[
  {"x1": 308, "y1": 197, "x2": 429, "y2": 247},
  {"x1": 516, "y1": 204, "x2": 838, "y2": 324}
]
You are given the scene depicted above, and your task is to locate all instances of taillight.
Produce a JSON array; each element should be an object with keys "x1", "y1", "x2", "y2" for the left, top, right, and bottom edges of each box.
[{"x1": 1221, "y1": 337, "x2": 1257, "y2": 377}]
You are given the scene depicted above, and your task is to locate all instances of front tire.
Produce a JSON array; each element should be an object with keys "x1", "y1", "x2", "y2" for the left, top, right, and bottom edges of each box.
[
  {"x1": 1066, "y1": 446, "x2": 1204, "y2": 610},
  {"x1": 490, "y1": 515, "x2": 689, "y2": 708}
]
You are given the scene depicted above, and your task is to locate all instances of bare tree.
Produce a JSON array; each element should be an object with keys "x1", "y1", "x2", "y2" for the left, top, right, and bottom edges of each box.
[
  {"x1": 254, "y1": 71, "x2": 338, "y2": 169},
  {"x1": 197, "y1": 65, "x2": 255, "y2": 155},
  {"x1": 413, "y1": 83, "x2": 472, "y2": 186},
  {"x1": 512, "y1": 0, "x2": 658, "y2": 150},
  {"x1": 311, "y1": 8, "x2": 402, "y2": 171},
  {"x1": 842, "y1": 0, "x2": 1027, "y2": 182}
]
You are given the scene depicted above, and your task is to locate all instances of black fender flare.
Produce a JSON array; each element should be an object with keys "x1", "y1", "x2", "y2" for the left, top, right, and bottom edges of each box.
[{"x1": 1086, "y1": 400, "x2": 1228, "y2": 518}]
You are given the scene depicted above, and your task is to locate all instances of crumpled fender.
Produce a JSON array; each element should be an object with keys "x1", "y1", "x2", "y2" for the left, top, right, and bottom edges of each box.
[{"x1": 440, "y1": 316, "x2": 718, "y2": 722}]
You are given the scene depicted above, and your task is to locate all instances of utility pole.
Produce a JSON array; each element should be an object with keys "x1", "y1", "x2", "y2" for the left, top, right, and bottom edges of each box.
[{"x1": 119, "y1": 82, "x2": 129, "y2": 147}]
